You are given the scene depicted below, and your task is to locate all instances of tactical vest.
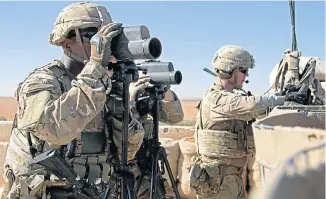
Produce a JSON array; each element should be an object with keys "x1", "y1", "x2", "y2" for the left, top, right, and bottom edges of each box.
[
  {"x1": 4, "y1": 60, "x2": 112, "y2": 185},
  {"x1": 194, "y1": 85, "x2": 255, "y2": 166}
]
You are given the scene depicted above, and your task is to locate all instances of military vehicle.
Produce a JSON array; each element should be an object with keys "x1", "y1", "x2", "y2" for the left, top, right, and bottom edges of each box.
[{"x1": 248, "y1": 0, "x2": 325, "y2": 196}]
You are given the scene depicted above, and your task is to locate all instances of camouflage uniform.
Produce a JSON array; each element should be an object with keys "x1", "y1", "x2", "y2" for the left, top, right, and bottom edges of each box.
[
  {"x1": 1, "y1": 3, "x2": 182, "y2": 199},
  {"x1": 249, "y1": 141, "x2": 325, "y2": 199},
  {"x1": 189, "y1": 45, "x2": 286, "y2": 199}
]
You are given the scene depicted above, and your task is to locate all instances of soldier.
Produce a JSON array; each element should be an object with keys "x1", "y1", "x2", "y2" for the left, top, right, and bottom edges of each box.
[
  {"x1": 188, "y1": 45, "x2": 306, "y2": 199},
  {"x1": 249, "y1": 141, "x2": 325, "y2": 199},
  {"x1": 1, "y1": 2, "x2": 183, "y2": 199}
]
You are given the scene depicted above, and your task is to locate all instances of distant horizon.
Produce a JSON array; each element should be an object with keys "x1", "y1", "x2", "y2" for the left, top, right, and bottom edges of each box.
[{"x1": 0, "y1": 95, "x2": 203, "y2": 101}]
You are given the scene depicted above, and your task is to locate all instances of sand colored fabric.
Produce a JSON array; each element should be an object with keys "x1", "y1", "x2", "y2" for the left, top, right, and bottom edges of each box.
[{"x1": 178, "y1": 137, "x2": 197, "y2": 199}]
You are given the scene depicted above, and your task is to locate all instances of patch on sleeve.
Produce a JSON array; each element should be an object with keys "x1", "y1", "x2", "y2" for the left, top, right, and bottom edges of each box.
[
  {"x1": 17, "y1": 70, "x2": 62, "y2": 123},
  {"x1": 22, "y1": 78, "x2": 56, "y2": 96},
  {"x1": 18, "y1": 90, "x2": 52, "y2": 130}
]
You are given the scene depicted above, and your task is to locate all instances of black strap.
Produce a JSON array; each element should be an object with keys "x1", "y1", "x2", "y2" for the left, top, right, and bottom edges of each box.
[
  {"x1": 11, "y1": 113, "x2": 37, "y2": 158},
  {"x1": 26, "y1": 131, "x2": 37, "y2": 158},
  {"x1": 104, "y1": 104, "x2": 120, "y2": 168}
]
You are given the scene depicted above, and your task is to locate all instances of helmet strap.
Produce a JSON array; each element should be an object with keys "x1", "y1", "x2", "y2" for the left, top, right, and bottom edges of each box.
[
  {"x1": 218, "y1": 68, "x2": 241, "y2": 89},
  {"x1": 64, "y1": 50, "x2": 87, "y2": 65},
  {"x1": 75, "y1": 28, "x2": 90, "y2": 64},
  {"x1": 215, "y1": 68, "x2": 232, "y2": 79},
  {"x1": 232, "y1": 68, "x2": 243, "y2": 89},
  {"x1": 64, "y1": 28, "x2": 90, "y2": 65},
  {"x1": 232, "y1": 71, "x2": 241, "y2": 89}
]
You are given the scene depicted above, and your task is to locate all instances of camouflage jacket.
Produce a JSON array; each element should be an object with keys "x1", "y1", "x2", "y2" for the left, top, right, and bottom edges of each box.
[{"x1": 195, "y1": 83, "x2": 285, "y2": 167}]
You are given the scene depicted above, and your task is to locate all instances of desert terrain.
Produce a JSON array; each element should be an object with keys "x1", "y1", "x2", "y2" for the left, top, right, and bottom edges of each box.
[
  {"x1": 0, "y1": 97, "x2": 199, "y2": 122},
  {"x1": 0, "y1": 97, "x2": 17, "y2": 121}
]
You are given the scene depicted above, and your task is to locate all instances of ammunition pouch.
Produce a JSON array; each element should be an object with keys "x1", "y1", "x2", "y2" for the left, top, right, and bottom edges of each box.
[{"x1": 189, "y1": 156, "x2": 244, "y2": 197}]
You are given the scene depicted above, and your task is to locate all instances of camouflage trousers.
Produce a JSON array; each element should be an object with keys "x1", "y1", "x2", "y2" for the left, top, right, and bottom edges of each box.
[
  {"x1": 189, "y1": 156, "x2": 245, "y2": 199},
  {"x1": 195, "y1": 174, "x2": 245, "y2": 199}
]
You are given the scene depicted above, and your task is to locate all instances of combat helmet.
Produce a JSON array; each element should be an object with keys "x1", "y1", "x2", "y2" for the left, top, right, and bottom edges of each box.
[
  {"x1": 49, "y1": 2, "x2": 113, "y2": 64},
  {"x1": 49, "y1": 2, "x2": 112, "y2": 46},
  {"x1": 211, "y1": 45, "x2": 255, "y2": 78}
]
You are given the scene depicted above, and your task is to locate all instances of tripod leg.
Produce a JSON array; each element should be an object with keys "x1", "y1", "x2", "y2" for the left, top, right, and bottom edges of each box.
[
  {"x1": 135, "y1": 172, "x2": 145, "y2": 194},
  {"x1": 150, "y1": 150, "x2": 159, "y2": 199},
  {"x1": 125, "y1": 176, "x2": 137, "y2": 199},
  {"x1": 103, "y1": 173, "x2": 119, "y2": 199},
  {"x1": 158, "y1": 147, "x2": 181, "y2": 199}
]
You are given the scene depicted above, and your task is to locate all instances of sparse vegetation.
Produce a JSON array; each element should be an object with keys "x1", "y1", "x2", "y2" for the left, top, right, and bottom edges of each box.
[{"x1": 0, "y1": 116, "x2": 7, "y2": 121}]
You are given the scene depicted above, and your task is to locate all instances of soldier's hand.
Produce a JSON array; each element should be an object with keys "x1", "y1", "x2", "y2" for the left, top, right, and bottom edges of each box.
[
  {"x1": 129, "y1": 75, "x2": 154, "y2": 117},
  {"x1": 90, "y1": 23, "x2": 122, "y2": 67},
  {"x1": 129, "y1": 75, "x2": 154, "y2": 104},
  {"x1": 285, "y1": 92, "x2": 308, "y2": 105},
  {"x1": 283, "y1": 84, "x2": 302, "y2": 94}
]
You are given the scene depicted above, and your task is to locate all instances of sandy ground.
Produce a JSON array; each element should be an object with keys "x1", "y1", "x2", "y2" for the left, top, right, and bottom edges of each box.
[
  {"x1": 0, "y1": 97, "x2": 199, "y2": 122},
  {"x1": 0, "y1": 97, "x2": 17, "y2": 121}
]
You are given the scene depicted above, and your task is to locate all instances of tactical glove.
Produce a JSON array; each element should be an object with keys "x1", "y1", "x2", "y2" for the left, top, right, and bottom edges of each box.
[
  {"x1": 90, "y1": 23, "x2": 122, "y2": 67},
  {"x1": 282, "y1": 84, "x2": 302, "y2": 95},
  {"x1": 285, "y1": 92, "x2": 308, "y2": 105},
  {"x1": 129, "y1": 75, "x2": 154, "y2": 116}
]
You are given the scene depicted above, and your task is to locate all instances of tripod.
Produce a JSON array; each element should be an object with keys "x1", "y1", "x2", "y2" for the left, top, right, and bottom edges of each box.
[
  {"x1": 103, "y1": 61, "x2": 139, "y2": 199},
  {"x1": 103, "y1": 61, "x2": 181, "y2": 199},
  {"x1": 134, "y1": 86, "x2": 181, "y2": 199}
]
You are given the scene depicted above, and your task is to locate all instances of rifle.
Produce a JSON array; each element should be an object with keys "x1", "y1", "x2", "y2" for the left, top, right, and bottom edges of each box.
[{"x1": 29, "y1": 149, "x2": 101, "y2": 199}]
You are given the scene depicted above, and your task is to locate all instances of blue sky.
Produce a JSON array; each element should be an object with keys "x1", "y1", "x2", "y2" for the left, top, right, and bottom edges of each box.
[{"x1": 0, "y1": 1, "x2": 324, "y2": 99}]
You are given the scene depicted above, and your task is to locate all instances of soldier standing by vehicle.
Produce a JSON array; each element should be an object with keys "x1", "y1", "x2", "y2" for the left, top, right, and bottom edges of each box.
[{"x1": 188, "y1": 45, "x2": 307, "y2": 199}]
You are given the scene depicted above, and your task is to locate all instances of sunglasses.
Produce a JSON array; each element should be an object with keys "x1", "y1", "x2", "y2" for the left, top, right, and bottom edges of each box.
[
  {"x1": 67, "y1": 28, "x2": 98, "y2": 41},
  {"x1": 238, "y1": 67, "x2": 248, "y2": 74}
]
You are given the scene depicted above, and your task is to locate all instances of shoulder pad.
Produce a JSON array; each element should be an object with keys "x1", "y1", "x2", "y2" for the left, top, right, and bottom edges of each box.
[
  {"x1": 197, "y1": 87, "x2": 212, "y2": 109},
  {"x1": 19, "y1": 61, "x2": 64, "y2": 95},
  {"x1": 40, "y1": 60, "x2": 66, "y2": 75},
  {"x1": 201, "y1": 88, "x2": 224, "y2": 106}
]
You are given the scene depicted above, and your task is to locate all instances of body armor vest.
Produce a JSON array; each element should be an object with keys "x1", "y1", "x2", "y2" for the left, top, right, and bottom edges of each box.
[{"x1": 194, "y1": 85, "x2": 255, "y2": 167}]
